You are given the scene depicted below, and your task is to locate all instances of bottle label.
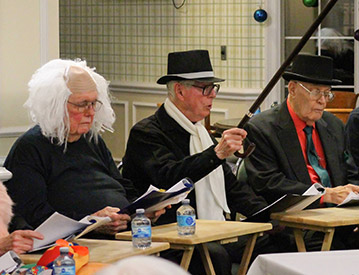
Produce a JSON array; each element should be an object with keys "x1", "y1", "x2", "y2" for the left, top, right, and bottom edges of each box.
[
  {"x1": 53, "y1": 266, "x2": 76, "y2": 275},
  {"x1": 132, "y1": 225, "x2": 151, "y2": 238},
  {"x1": 177, "y1": 215, "x2": 196, "y2": 226}
]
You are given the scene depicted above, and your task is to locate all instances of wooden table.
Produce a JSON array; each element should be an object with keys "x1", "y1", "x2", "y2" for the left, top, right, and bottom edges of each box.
[
  {"x1": 271, "y1": 206, "x2": 359, "y2": 252},
  {"x1": 20, "y1": 238, "x2": 170, "y2": 264},
  {"x1": 116, "y1": 219, "x2": 272, "y2": 275}
]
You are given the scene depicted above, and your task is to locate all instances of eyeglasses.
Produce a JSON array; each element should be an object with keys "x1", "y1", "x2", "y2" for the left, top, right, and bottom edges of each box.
[
  {"x1": 297, "y1": 82, "x2": 334, "y2": 102},
  {"x1": 67, "y1": 99, "x2": 103, "y2": 112},
  {"x1": 192, "y1": 84, "x2": 220, "y2": 96}
]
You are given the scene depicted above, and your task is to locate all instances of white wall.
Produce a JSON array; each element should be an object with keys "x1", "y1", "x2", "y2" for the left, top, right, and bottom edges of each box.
[{"x1": 0, "y1": 0, "x2": 59, "y2": 156}]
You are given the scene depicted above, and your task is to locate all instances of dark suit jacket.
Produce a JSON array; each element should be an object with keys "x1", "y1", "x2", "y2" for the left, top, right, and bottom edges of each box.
[
  {"x1": 345, "y1": 107, "x2": 359, "y2": 167},
  {"x1": 244, "y1": 100, "x2": 359, "y2": 205},
  {"x1": 122, "y1": 105, "x2": 269, "y2": 224}
]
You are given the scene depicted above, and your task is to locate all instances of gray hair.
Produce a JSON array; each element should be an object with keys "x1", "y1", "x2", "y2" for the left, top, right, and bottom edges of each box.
[
  {"x1": 24, "y1": 59, "x2": 115, "y2": 146},
  {"x1": 166, "y1": 80, "x2": 195, "y2": 99}
]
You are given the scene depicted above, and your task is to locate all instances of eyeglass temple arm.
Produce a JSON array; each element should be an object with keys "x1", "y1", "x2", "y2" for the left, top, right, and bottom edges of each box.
[{"x1": 234, "y1": 0, "x2": 339, "y2": 159}]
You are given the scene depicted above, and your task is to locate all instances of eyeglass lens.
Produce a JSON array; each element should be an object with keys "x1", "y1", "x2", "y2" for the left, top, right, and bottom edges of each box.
[
  {"x1": 203, "y1": 84, "x2": 220, "y2": 96},
  {"x1": 69, "y1": 100, "x2": 103, "y2": 112},
  {"x1": 298, "y1": 83, "x2": 333, "y2": 102}
]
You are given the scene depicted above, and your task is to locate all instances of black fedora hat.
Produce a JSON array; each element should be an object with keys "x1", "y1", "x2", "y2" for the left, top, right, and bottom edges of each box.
[
  {"x1": 157, "y1": 50, "x2": 224, "y2": 85},
  {"x1": 282, "y1": 54, "x2": 341, "y2": 85}
]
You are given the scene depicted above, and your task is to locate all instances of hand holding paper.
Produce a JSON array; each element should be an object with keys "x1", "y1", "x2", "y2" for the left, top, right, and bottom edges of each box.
[
  {"x1": 0, "y1": 230, "x2": 44, "y2": 255},
  {"x1": 91, "y1": 207, "x2": 131, "y2": 235},
  {"x1": 322, "y1": 184, "x2": 359, "y2": 205},
  {"x1": 31, "y1": 212, "x2": 111, "y2": 252},
  {"x1": 145, "y1": 206, "x2": 171, "y2": 224},
  {"x1": 118, "y1": 178, "x2": 194, "y2": 216},
  {"x1": 247, "y1": 183, "x2": 326, "y2": 220},
  {"x1": 336, "y1": 184, "x2": 359, "y2": 207}
]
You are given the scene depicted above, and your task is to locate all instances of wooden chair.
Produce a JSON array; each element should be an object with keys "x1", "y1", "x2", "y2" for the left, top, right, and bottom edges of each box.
[
  {"x1": 325, "y1": 91, "x2": 358, "y2": 124},
  {"x1": 205, "y1": 114, "x2": 221, "y2": 137}
]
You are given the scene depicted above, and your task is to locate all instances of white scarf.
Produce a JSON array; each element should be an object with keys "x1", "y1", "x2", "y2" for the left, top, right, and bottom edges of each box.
[{"x1": 164, "y1": 98, "x2": 230, "y2": 220}]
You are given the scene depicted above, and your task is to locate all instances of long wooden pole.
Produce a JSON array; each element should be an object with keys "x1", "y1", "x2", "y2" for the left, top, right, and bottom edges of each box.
[
  {"x1": 235, "y1": 0, "x2": 339, "y2": 158},
  {"x1": 237, "y1": 0, "x2": 339, "y2": 129}
]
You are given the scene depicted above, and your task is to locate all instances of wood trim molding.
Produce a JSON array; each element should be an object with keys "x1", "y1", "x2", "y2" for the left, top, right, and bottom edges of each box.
[
  {"x1": 109, "y1": 81, "x2": 260, "y2": 101},
  {"x1": 211, "y1": 108, "x2": 229, "y2": 119},
  {"x1": 132, "y1": 102, "x2": 158, "y2": 126},
  {"x1": 40, "y1": 0, "x2": 49, "y2": 65},
  {"x1": 111, "y1": 100, "x2": 129, "y2": 140},
  {"x1": 263, "y1": 0, "x2": 282, "y2": 110},
  {"x1": 0, "y1": 126, "x2": 31, "y2": 138}
]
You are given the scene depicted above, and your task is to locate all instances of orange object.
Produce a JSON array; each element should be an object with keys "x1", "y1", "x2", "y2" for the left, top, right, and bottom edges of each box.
[
  {"x1": 78, "y1": 263, "x2": 109, "y2": 275},
  {"x1": 37, "y1": 239, "x2": 89, "y2": 272}
]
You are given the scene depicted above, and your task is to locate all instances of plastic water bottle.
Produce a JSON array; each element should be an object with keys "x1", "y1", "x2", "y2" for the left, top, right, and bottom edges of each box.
[
  {"x1": 53, "y1": 247, "x2": 76, "y2": 275},
  {"x1": 131, "y1": 208, "x2": 151, "y2": 248},
  {"x1": 177, "y1": 199, "x2": 196, "y2": 236}
]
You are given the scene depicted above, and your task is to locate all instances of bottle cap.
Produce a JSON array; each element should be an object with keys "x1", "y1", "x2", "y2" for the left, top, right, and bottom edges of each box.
[
  {"x1": 182, "y1": 199, "x2": 190, "y2": 204},
  {"x1": 59, "y1": 247, "x2": 70, "y2": 253},
  {"x1": 136, "y1": 208, "x2": 145, "y2": 214}
]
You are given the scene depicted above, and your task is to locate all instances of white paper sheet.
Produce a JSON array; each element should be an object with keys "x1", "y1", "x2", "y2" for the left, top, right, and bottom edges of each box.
[
  {"x1": 0, "y1": 251, "x2": 21, "y2": 273},
  {"x1": 337, "y1": 191, "x2": 359, "y2": 206},
  {"x1": 31, "y1": 212, "x2": 110, "y2": 252}
]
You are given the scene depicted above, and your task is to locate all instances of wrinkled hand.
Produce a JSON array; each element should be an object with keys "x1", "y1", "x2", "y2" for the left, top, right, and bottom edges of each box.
[
  {"x1": 0, "y1": 230, "x2": 44, "y2": 256},
  {"x1": 214, "y1": 128, "x2": 247, "y2": 159},
  {"x1": 145, "y1": 205, "x2": 171, "y2": 223},
  {"x1": 92, "y1": 206, "x2": 131, "y2": 235},
  {"x1": 322, "y1": 184, "x2": 359, "y2": 204}
]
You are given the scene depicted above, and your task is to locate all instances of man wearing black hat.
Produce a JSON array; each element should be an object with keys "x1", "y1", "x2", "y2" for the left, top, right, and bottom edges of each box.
[
  {"x1": 122, "y1": 50, "x2": 278, "y2": 275},
  {"x1": 243, "y1": 54, "x2": 359, "y2": 249}
]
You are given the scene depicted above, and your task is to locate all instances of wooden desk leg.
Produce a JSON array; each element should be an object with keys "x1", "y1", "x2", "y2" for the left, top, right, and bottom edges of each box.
[
  {"x1": 180, "y1": 246, "x2": 195, "y2": 271},
  {"x1": 237, "y1": 233, "x2": 259, "y2": 275},
  {"x1": 198, "y1": 243, "x2": 216, "y2": 275},
  {"x1": 293, "y1": 228, "x2": 306, "y2": 252},
  {"x1": 321, "y1": 229, "x2": 335, "y2": 251}
]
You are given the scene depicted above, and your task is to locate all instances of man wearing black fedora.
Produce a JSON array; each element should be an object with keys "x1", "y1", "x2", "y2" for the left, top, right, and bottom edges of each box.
[
  {"x1": 243, "y1": 54, "x2": 359, "y2": 249},
  {"x1": 122, "y1": 50, "x2": 279, "y2": 274}
]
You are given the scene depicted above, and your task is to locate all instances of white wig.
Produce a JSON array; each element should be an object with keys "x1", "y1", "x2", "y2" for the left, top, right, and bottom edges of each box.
[{"x1": 25, "y1": 59, "x2": 115, "y2": 146}]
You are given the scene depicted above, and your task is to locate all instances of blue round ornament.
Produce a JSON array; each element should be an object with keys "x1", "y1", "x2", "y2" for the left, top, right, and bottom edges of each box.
[{"x1": 253, "y1": 9, "x2": 267, "y2": 23}]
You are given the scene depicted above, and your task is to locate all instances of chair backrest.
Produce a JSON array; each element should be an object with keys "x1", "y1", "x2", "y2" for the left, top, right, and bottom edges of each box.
[
  {"x1": 326, "y1": 91, "x2": 358, "y2": 109},
  {"x1": 235, "y1": 159, "x2": 247, "y2": 184},
  {"x1": 234, "y1": 159, "x2": 249, "y2": 221},
  {"x1": 325, "y1": 91, "x2": 358, "y2": 124},
  {"x1": 117, "y1": 161, "x2": 123, "y2": 176},
  {"x1": 204, "y1": 115, "x2": 211, "y2": 131},
  {"x1": 204, "y1": 114, "x2": 222, "y2": 137}
]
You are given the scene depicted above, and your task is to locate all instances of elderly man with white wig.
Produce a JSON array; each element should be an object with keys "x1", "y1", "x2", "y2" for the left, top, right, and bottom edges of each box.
[{"x1": 4, "y1": 59, "x2": 164, "y2": 236}]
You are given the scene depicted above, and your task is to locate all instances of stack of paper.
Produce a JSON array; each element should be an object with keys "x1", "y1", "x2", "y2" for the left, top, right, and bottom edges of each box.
[
  {"x1": 338, "y1": 192, "x2": 359, "y2": 207},
  {"x1": 0, "y1": 251, "x2": 21, "y2": 273},
  {"x1": 248, "y1": 183, "x2": 326, "y2": 220},
  {"x1": 119, "y1": 177, "x2": 194, "y2": 215},
  {"x1": 31, "y1": 213, "x2": 111, "y2": 252}
]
